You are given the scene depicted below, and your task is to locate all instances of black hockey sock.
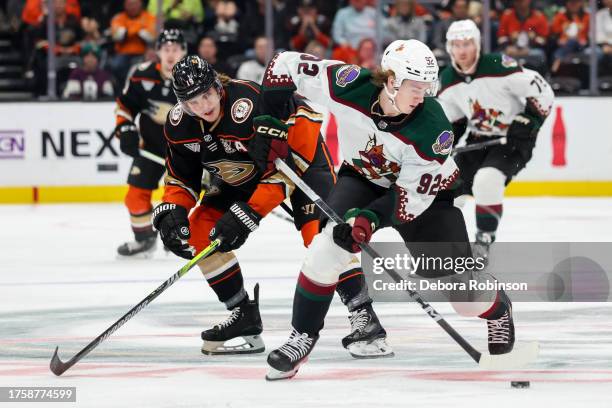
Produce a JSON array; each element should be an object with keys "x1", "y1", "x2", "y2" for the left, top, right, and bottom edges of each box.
[
  {"x1": 206, "y1": 262, "x2": 247, "y2": 310},
  {"x1": 336, "y1": 268, "x2": 372, "y2": 312},
  {"x1": 479, "y1": 289, "x2": 511, "y2": 320},
  {"x1": 292, "y1": 271, "x2": 336, "y2": 335},
  {"x1": 130, "y1": 209, "x2": 156, "y2": 241},
  {"x1": 475, "y1": 204, "x2": 502, "y2": 234}
]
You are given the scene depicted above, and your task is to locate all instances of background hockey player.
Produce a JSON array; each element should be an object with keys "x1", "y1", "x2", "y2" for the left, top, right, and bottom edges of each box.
[
  {"x1": 151, "y1": 55, "x2": 392, "y2": 357},
  {"x1": 252, "y1": 40, "x2": 517, "y2": 380},
  {"x1": 438, "y1": 19, "x2": 554, "y2": 261},
  {"x1": 114, "y1": 29, "x2": 187, "y2": 258}
]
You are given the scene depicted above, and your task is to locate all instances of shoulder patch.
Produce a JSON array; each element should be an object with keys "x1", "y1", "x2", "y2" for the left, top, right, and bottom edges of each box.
[
  {"x1": 501, "y1": 54, "x2": 518, "y2": 68},
  {"x1": 335, "y1": 65, "x2": 361, "y2": 87},
  {"x1": 432, "y1": 130, "x2": 454, "y2": 155},
  {"x1": 169, "y1": 104, "x2": 183, "y2": 126},
  {"x1": 231, "y1": 98, "x2": 254, "y2": 124}
]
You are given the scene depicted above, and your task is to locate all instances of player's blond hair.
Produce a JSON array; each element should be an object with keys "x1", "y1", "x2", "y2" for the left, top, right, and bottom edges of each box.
[{"x1": 371, "y1": 69, "x2": 394, "y2": 87}]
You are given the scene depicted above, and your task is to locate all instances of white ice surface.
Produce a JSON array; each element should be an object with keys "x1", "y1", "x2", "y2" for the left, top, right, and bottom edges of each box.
[{"x1": 0, "y1": 198, "x2": 611, "y2": 407}]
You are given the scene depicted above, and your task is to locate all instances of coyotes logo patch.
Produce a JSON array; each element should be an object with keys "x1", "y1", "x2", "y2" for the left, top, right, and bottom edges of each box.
[
  {"x1": 469, "y1": 99, "x2": 509, "y2": 133},
  {"x1": 351, "y1": 134, "x2": 400, "y2": 181}
]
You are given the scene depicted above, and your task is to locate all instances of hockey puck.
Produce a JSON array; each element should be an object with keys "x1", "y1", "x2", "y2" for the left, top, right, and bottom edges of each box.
[{"x1": 511, "y1": 381, "x2": 530, "y2": 388}]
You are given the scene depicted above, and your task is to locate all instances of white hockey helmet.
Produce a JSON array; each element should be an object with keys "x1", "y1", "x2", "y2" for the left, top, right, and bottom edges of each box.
[
  {"x1": 381, "y1": 39, "x2": 439, "y2": 87},
  {"x1": 445, "y1": 19, "x2": 481, "y2": 73},
  {"x1": 380, "y1": 39, "x2": 439, "y2": 113}
]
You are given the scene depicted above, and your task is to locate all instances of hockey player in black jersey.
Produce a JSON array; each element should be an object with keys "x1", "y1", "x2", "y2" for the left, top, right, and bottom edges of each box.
[
  {"x1": 151, "y1": 55, "x2": 393, "y2": 357},
  {"x1": 114, "y1": 29, "x2": 187, "y2": 258}
]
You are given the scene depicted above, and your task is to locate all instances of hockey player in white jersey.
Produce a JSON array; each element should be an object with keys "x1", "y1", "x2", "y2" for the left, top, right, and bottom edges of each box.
[
  {"x1": 438, "y1": 19, "x2": 554, "y2": 261},
  {"x1": 250, "y1": 40, "x2": 517, "y2": 380}
]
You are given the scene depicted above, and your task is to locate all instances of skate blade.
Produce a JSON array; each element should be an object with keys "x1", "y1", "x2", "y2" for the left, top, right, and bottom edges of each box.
[
  {"x1": 265, "y1": 357, "x2": 309, "y2": 381},
  {"x1": 201, "y1": 335, "x2": 265, "y2": 355},
  {"x1": 478, "y1": 341, "x2": 539, "y2": 369},
  {"x1": 347, "y1": 338, "x2": 395, "y2": 359}
]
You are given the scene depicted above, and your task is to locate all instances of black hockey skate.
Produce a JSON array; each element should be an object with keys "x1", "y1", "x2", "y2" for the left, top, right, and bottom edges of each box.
[
  {"x1": 116, "y1": 235, "x2": 157, "y2": 258},
  {"x1": 201, "y1": 284, "x2": 264, "y2": 355},
  {"x1": 487, "y1": 294, "x2": 515, "y2": 355},
  {"x1": 341, "y1": 303, "x2": 394, "y2": 358},
  {"x1": 473, "y1": 230, "x2": 495, "y2": 266},
  {"x1": 266, "y1": 329, "x2": 319, "y2": 381}
]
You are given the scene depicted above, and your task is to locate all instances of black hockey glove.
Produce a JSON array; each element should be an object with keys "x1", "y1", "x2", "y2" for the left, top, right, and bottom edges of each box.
[
  {"x1": 152, "y1": 203, "x2": 194, "y2": 259},
  {"x1": 249, "y1": 115, "x2": 289, "y2": 174},
  {"x1": 210, "y1": 202, "x2": 261, "y2": 252},
  {"x1": 506, "y1": 113, "x2": 539, "y2": 154},
  {"x1": 333, "y1": 209, "x2": 379, "y2": 253},
  {"x1": 114, "y1": 121, "x2": 140, "y2": 158}
]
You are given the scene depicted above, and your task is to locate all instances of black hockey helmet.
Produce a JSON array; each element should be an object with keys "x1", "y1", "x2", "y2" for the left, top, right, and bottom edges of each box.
[
  {"x1": 172, "y1": 55, "x2": 221, "y2": 102},
  {"x1": 156, "y1": 28, "x2": 187, "y2": 50}
]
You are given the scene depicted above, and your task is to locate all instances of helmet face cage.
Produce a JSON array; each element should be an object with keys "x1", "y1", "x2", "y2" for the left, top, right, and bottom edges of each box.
[
  {"x1": 156, "y1": 28, "x2": 187, "y2": 51},
  {"x1": 172, "y1": 55, "x2": 222, "y2": 108}
]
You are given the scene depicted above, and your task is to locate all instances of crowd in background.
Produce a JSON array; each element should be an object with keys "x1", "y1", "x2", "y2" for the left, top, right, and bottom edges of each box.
[{"x1": 0, "y1": 0, "x2": 610, "y2": 99}]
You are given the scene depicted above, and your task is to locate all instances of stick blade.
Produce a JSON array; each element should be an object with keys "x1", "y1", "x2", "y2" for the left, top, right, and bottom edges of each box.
[
  {"x1": 50, "y1": 346, "x2": 69, "y2": 376},
  {"x1": 478, "y1": 341, "x2": 540, "y2": 370}
]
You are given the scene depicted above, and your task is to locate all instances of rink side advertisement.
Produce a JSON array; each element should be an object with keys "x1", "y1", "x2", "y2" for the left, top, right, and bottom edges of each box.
[
  {"x1": 0, "y1": 98, "x2": 611, "y2": 203},
  {"x1": 0, "y1": 102, "x2": 162, "y2": 203}
]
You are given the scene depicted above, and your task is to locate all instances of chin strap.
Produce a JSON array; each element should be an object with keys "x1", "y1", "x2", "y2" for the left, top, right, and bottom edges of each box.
[{"x1": 383, "y1": 83, "x2": 404, "y2": 115}]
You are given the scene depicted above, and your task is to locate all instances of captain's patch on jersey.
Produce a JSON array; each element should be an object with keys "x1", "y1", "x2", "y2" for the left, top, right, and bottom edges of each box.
[
  {"x1": 335, "y1": 65, "x2": 361, "y2": 87},
  {"x1": 432, "y1": 130, "x2": 454, "y2": 155},
  {"x1": 231, "y1": 98, "x2": 253, "y2": 123},
  {"x1": 169, "y1": 104, "x2": 183, "y2": 126},
  {"x1": 501, "y1": 54, "x2": 518, "y2": 68}
]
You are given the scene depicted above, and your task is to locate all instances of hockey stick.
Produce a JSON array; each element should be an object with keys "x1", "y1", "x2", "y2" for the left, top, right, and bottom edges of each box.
[
  {"x1": 274, "y1": 158, "x2": 538, "y2": 369},
  {"x1": 453, "y1": 137, "x2": 507, "y2": 155},
  {"x1": 50, "y1": 239, "x2": 221, "y2": 376},
  {"x1": 138, "y1": 149, "x2": 166, "y2": 166}
]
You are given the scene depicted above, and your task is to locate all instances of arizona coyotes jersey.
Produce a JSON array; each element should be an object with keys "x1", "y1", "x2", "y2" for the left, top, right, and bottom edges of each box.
[
  {"x1": 162, "y1": 79, "x2": 325, "y2": 217},
  {"x1": 261, "y1": 51, "x2": 458, "y2": 224},
  {"x1": 437, "y1": 53, "x2": 554, "y2": 137},
  {"x1": 115, "y1": 61, "x2": 176, "y2": 154}
]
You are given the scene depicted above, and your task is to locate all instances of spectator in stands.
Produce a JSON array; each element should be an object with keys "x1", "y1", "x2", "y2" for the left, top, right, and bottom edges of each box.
[
  {"x1": 497, "y1": 0, "x2": 548, "y2": 73},
  {"x1": 21, "y1": 0, "x2": 80, "y2": 75},
  {"x1": 356, "y1": 37, "x2": 377, "y2": 70},
  {"x1": 81, "y1": 14, "x2": 101, "y2": 43},
  {"x1": 304, "y1": 39, "x2": 326, "y2": 59},
  {"x1": 213, "y1": 0, "x2": 239, "y2": 38},
  {"x1": 236, "y1": 35, "x2": 269, "y2": 83},
  {"x1": 198, "y1": 35, "x2": 232, "y2": 75},
  {"x1": 79, "y1": 0, "x2": 122, "y2": 32},
  {"x1": 31, "y1": 0, "x2": 83, "y2": 95},
  {"x1": 62, "y1": 42, "x2": 113, "y2": 100},
  {"x1": 109, "y1": 0, "x2": 155, "y2": 88},
  {"x1": 240, "y1": 0, "x2": 289, "y2": 51},
  {"x1": 22, "y1": 0, "x2": 80, "y2": 27},
  {"x1": 385, "y1": 0, "x2": 427, "y2": 46},
  {"x1": 288, "y1": 0, "x2": 331, "y2": 52},
  {"x1": 550, "y1": 0, "x2": 590, "y2": 73},
  {"x1": 432, "y1": 0, "x2": 470, "y2": 56},
  {"x1": 596, "y1": 0, "x2": 612, "y2": 73},
  {"x1": 147, "y1": 0, "x2": 203, "y2": 23},
  {"x1": 331, "y1": 0, "x2": 376, "y2": 50},
  {"x1": 148, "y1": 0, "x2": 203, "y2": 46}
]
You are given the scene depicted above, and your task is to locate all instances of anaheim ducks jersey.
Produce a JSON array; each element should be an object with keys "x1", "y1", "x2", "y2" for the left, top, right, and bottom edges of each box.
[
  {"x1": 115, "y1": 61, "x2": 177, "y2": 155},
  {"x1": 260, "y1": 51, "x2": 458, "y2": 224},
  {"x1": 162, "y1": 79, "x2": 326, "y2": 217},
  {"x1": 437, "y1": 53, "x2": 554, "y2": 137}
]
